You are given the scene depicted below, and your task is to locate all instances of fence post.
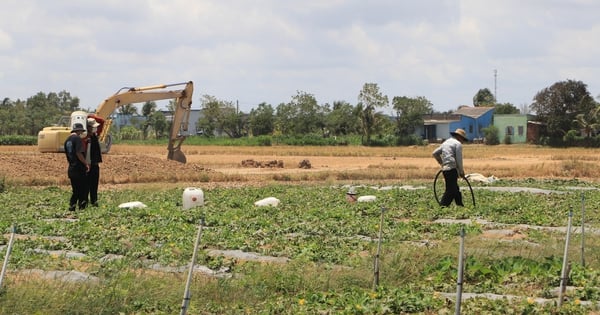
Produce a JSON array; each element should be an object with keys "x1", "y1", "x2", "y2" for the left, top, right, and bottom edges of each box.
[
  {"x1": 0, "y1": 224, "x2": 16, "y2": 291},
  {"x1": 455, "y1": 226, "x2": 465, "y2": 315},
  {"x1": 558, "y1": 210, "x2": 573, "y2": 307},
  {"x1": 180, "y1": 218, "x2": 205, "y2": 315},
  {"x1": 580, "y1": 193, "x2": 586, "y2": 267},
  {"x1": 373, "y1": 206, "x2": 385, "y2": 290}
]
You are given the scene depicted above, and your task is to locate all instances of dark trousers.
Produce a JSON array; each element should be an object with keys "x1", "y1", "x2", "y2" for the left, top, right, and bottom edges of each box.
[
  {"x1": 440, "y1": 169, "x2": 464, "y2": 207},
  {"x1": 88, "y1": 164, "x2": 100, "y2": 204},
  {"x1": 68, "y1": 169, "x2": 88, "y2": 210}
]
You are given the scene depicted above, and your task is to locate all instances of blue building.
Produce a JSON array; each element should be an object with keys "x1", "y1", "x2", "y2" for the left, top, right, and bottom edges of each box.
[
  {"x1": 452, "y1": 106, "x2": 495, "y2": 142},
  {"x1": 418, "y1": 106, "x2": 494, "y2": 143}
]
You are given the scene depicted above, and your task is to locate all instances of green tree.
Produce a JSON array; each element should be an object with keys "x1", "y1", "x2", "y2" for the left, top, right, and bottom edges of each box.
[
  {"x1": 11, "y1": 100, "x2": 28, "y2": 135},
  {"x1": 118, "y1": 103, "x2": 138, "y2": 115},
  {"x1": 530, "y1": 80, "x2": 597, "y2": 141},
  {"x1": 197, "y1": 95, "x2": 245, "y2": 138},
  {"x1": 392, "y1": 96, "x2": 433, "y2": 137},
  {"x1": 294, "y1": 91, "x2": 326, "y2": 135},
  {"x1": 55, "y1": 91, "x2": 81, "y2": 113},
  {"x1": 358, "y1": 83, "x2": 388, "y2": 145},
  {"x1": 141, "y1": 101, "x2": 157, "y2": 139},
  {"x1": 274, "y1": 102, "x2": 294, "y2": 135},
  {"x1": 274, "y1": 91, "x2": 327, "y2": 136},
  {"x1": 249, "y1": 103, "x2": 275, "y2": 136},
  {"x1": 24, "y1": 91, "x2": 80, "y2": 135},
  {"x1": 150, "y1": 111, "x2": 168, "y2": 138},
  {"x1": 494, "y1": 102, "x2": 519, "y2": 114},
  {"x1": 197, "y1": 95, "x2": 218, "y2": 137},
  {"x1": 220, "y1": 104, "x2": 246, "y2": 138},
  {"x1": 326, "y1": 101, "x2": 359, "y2": 136},
  {"x1": 473, "y1": 88, "x2": 495, "y2": 106},
  {"x1": 0, "y1": 98, "x2": 14, "y2": 135}
]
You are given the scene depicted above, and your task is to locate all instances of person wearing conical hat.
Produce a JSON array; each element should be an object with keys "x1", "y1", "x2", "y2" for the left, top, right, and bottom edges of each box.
[{"x1": 432, "y1": 128, "x2": 468, "y2": 207}]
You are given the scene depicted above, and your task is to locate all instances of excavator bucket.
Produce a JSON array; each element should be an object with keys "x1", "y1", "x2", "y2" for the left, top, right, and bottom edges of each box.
[{"x1": 169, "y1": 150, "x2": 187, "y2": 164}]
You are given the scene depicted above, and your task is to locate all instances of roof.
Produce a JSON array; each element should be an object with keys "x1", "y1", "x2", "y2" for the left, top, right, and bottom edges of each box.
[
  {"x1": 422, "y1": 113, "x2": 460, "y2": 124},
  {"x1": 424, "y1": 119, "x2": 459, "y2": 125},
  {"x1": 453, "y1": 106, "x2": 494, "y2": 118}
]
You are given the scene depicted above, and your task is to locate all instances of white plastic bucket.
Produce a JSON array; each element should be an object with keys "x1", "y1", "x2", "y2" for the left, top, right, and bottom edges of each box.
[
  {"x1": 70, "y1": 111, "x2": 88, "y2": 131},
  {"x1": 182, "y1": 187, "x2": 204, "y2": 210}
]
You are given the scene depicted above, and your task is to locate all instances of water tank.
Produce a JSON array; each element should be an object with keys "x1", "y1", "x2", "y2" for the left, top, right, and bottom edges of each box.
[{"x1": 182, "y1": 187, "x2": 204, "y2": 210}]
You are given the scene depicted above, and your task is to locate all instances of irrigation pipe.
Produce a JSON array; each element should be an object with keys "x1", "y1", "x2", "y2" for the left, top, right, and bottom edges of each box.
[
  {"x1": 180, "y1": 218, "x2": 205, "y2": 315},
  {"x1": 0, "y1": 225, "x2": 15, "y2": 291},
  {"x1": 580, "y1": 192, "x2": 586, "y2": 267},
  {"x1": 558, "y1": 210, "x2": 573, "y2": 307},
  {"x1": 433, "y1": 170, "x2": 475, "y2": 207},
  {"x1": 455, "y1": 227, "x2": 465, "y2": 315},
  {"x1": 373, "y1": 206, "x2": 385, "y2": 290}
]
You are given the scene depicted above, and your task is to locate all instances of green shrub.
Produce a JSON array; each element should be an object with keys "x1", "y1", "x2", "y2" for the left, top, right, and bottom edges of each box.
[
  {"x1": 483, "y1": 125, "x2": 500, "y2": 145},
  {"x1": 0, "y1": 135, "x2": 37, "y2": 145},
  {"x1": 256, "y1": 136, "x2": 272, "y2": 146}
]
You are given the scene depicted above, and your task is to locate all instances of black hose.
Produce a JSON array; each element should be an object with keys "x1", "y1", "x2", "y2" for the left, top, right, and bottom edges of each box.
[{"x1": 433, "y1": 170, "x2": 476, "y2": 207}]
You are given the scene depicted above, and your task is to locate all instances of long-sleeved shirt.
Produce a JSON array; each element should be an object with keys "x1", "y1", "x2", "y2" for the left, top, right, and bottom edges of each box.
[{"x1": 432, "y1": 137, "x2": 464, "y2": 175}]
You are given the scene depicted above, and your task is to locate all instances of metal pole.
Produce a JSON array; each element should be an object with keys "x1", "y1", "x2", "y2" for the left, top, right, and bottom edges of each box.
[
  {"x1": 373, "y1": 207, "x2": 385, "y2": 290},
  {"x1": 580, "y1": 193, "x2": 586, "y2": 267},
  {"x1": 180, "y1": 218, "x2": 204, "y2": 315},
  {"x1": 455, "y1": 227, "x2": 465, "y2": 315},
  {"x1": 558, "y1": 210, "x2": 573, "y2": 307},
  {"x1": 0, "y1": 225, "x2": 16, "y2": 290}
]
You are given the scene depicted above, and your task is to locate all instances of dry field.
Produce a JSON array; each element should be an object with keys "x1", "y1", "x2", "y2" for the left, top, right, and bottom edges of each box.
[{"x1": 2, "y1": 143, "x2": 600, "y2": 189}]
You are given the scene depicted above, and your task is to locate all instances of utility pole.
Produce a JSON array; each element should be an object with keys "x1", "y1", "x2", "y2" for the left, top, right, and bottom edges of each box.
[{"x1": 494, "y1": 69, "x2": 498, "y2": 102}]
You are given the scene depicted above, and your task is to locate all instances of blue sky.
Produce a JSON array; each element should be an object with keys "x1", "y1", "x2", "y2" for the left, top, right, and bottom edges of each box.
[{"x1": 2, "y1": 0, "x2": 600, "y2": 113}]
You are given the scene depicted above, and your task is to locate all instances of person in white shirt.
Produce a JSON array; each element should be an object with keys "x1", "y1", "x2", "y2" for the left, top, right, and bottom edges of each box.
[{"x1": 432, "y1": 128, "x2": 468, "y2": 207}]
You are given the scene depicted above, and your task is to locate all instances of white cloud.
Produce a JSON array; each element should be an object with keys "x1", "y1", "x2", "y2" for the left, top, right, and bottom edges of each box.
[{"x1": 1, "y1": 0, "x2": 600, "y2": 111}]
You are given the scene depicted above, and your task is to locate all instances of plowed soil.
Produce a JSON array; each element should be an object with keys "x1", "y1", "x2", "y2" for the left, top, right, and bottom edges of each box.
[{"x1": 2, "y1": 144, "x2": 600, "y2": 189}]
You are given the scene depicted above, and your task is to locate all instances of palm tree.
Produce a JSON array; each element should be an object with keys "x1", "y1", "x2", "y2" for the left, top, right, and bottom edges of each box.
[{"x1": 573, "y1": 113, "x2": 600, "y2": 138}]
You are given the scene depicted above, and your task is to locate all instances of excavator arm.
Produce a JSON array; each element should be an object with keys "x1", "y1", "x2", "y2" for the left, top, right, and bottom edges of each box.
[{"x1": 94, "y1": 81, "x2": 194, "y2": 163}]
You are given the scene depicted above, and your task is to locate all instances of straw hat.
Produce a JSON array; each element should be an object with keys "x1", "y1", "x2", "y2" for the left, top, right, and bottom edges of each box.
[{"x1": 450, "y1": 128, "x2": 468, "y2": 141}]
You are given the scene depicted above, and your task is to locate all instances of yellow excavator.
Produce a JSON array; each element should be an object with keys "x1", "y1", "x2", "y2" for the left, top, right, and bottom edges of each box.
[{"x1": 37, "y1": 81, "x2": 194, "y2": 163}]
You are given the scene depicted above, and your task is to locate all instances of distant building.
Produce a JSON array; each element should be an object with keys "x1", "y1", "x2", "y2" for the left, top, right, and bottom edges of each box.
[
  {"x1": 112, "y1": 113, "x2": 146, "y2": 129},
  {"x1": 526, "y1": 120, "x2": 545, "y2": 144},
  {"x1": 418, "y1": 113, "x2": 460, "y2": 143},
  {"x1": 417, "y1": 106, "x2": 494, "y2": 143},
  {"x1": 160, "y1": 109, "x2": 204, "y2": 135},
  {"x1": 493, "y1": 114, "x2": 535, "y2": 144}
]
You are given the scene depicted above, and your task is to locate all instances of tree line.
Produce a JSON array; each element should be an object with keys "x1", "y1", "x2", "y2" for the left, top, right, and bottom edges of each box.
[{"x1": 1, "y1": 80, "x2": 599, "y2": 146}]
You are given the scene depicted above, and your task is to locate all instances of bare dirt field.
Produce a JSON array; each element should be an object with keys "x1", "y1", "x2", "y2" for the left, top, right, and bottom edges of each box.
[{"x1": 2, "y1": 144, "x2": 600, "y2": 189}]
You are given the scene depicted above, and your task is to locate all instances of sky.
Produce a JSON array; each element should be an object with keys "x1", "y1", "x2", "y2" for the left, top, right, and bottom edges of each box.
[{"x1": 2, "y1": 0, "x2": 600, "y2": 113}]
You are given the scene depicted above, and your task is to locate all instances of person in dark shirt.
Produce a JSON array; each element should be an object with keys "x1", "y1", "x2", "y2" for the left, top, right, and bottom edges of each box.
[
  {"x1": 64, "y1": 123, "x2": 90, "y2": 211},
  {"x1": 86, "y1": 118, "x2": 103, "y2": 207}
]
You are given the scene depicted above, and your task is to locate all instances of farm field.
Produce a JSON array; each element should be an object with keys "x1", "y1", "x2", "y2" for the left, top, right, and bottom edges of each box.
[
  {"x1": 1, "y1": 144, "x2": 600, "y2": 314},
  {"x1": 2, "y1": 143, "x2": 600, "y2": 187}
]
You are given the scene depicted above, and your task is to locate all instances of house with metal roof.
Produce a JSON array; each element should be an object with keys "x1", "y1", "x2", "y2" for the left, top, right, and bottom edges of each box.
[{"x1": 417, "y1": 106, "x2": 495, "y2": 143}]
